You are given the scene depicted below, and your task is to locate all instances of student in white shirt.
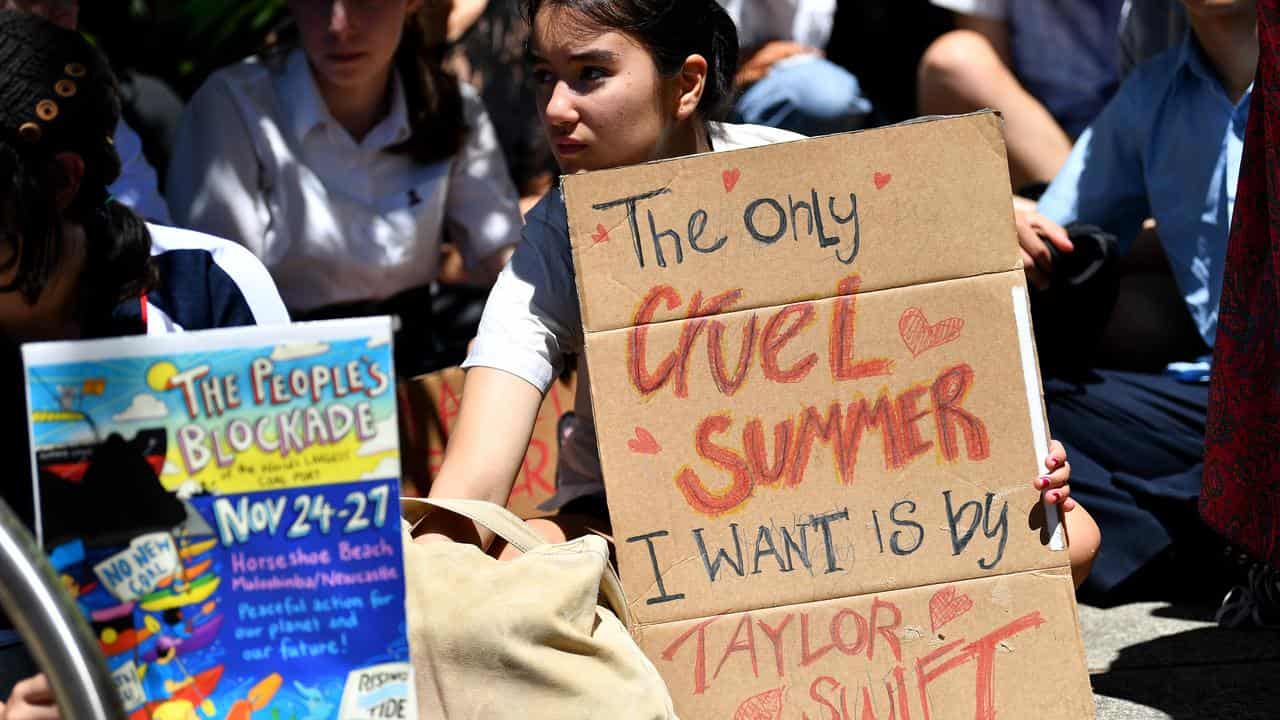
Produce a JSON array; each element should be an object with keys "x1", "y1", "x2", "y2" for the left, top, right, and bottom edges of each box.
[
  {"x1": 717, "y1": 0, "x2": 873, "y2": 135},
  {"x1": 415, "y1": 0, "x2": 1098, "y2": 587},
  {"x1": 167, "y1": 0, "x2": 522, "y2": 374}
]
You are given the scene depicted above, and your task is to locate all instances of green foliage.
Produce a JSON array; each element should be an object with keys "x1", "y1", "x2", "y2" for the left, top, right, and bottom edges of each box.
[{"x1": 82, "y1": 0, "x2": 289, "y2": 97}]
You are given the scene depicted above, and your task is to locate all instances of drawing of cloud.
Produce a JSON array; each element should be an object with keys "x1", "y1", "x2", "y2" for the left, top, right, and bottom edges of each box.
[
  {"x1": 367, "y1": 336, "x2": 390, "y2": 349},
  {"x1": 360, "y1": 457, "x2": 401, "y2": 481},
  {"x1": 162, "y1": 460, "x2": 180, "y2": 476},
  {"x1": 270, "y1": 341, "x2": 330, "y2": 361},
  {"x1": 357, "y1": 415, "x2": 398, "y2": 456},
  {"x1": 112, "y1": 394, "x2": 169, "y2": 422}
]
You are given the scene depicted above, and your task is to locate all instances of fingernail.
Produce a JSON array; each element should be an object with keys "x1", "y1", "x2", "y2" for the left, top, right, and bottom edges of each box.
[
  {"x1": 1048, "y1": 491, "x2": 1059, "y2": 503},
  {"x1": 1037, "y1": 477, "x2": 1049, "y2": 489},
  {"x1": 1048, "y1": 457, "x2": 1061, "y2": 469}
]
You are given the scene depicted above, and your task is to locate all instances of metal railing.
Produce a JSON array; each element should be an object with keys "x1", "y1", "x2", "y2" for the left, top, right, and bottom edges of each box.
[{"x1": 0, "y1": 499, "x2": 124, "y2": 720}]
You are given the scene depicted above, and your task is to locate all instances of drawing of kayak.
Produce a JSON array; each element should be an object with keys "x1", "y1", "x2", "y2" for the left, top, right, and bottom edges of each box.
[
  {"x1": 100, "y1": 626, "x2": 154, "y2": 657},
  {"x1": 90, "y1": 601, "x2": 135, "y2": 622},
  {"x1": 128, "y1": 664, "x2": 224, "y2": 720},
  {"x1": 154, "y1": 559, "x2": 212, "y2": 589},
  {"x1": 226, "y1": 673, "x2": 283, "y2": 720},
  {"x1": 139, "y1": 574, "x2": 220, "y2": 612},
  {"x1": 177, "y1": 539, "x2": 216, "y2": 560},
  {"x1": 141, "y1": 614, "x2": 225, "y2": 662}
]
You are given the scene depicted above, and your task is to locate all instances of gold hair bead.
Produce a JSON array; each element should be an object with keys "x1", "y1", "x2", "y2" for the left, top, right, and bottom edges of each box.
[
  {"x1": 36, "y1": 99, "x2": 58, "y2": 121},
  {"x1": 18, "y1": 122, "x2": 42, "y2": 143},
  {"x1": 104, "y1": 134, "x2": 115, "y2": 146},
  {"x1": 55, "y1": 79, "x2": 77, "y2": 98},
  {"x1": 65, "y1": 62, "x2": 87, "y2": 78}
]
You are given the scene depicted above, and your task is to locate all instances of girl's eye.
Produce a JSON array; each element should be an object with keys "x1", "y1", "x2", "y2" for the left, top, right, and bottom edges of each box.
[
  {"x1": 531, "y1": 68, "x2": 555, "y2": 85},
  {"x1": 581, "y1": 66, "x2": 608, "y2": 82}
]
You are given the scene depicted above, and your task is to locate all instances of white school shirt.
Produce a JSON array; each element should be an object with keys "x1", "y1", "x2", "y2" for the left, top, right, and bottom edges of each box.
[
  {"x1": 464, "y1": 122, "x2": 804, "y2": 503},
  {"x1": 716, "y1": 0, "x2": 837, "y2": 51},
  {"x1": 166, "y1": 48, "x2": 522, "y2": 313}
]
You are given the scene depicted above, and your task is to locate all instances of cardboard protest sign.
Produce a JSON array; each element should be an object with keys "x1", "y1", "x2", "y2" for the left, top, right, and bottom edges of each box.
[
  {"x1": 564, "y1": 112, "x2": 1094, "y2": 718},
  {"x1": 398, "y1": 367, "x2": 575, "y2": 518},
  {"x1": 24, "y1": 319, "x2": 415, "y2": 720}
]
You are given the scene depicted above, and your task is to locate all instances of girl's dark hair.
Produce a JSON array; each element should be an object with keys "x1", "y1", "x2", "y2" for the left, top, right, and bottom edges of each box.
[
  {"x1": 267, "y1": 9, "x2": 468, "y2": 165},
  {"x1": 391, "y1": 10, "x2": 468, "y2": 164},
  {"x1": 0, "y1": 141, "x2": 156, "y2": 314},
  {"x1": 521, "y1": 0, "x2": 740, "y2": 120},
  {"x1": 0, "y1": 11, "x2": 154, "y2": 316}
]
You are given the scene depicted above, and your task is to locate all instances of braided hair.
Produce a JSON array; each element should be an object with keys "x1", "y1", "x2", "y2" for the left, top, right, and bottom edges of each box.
[{"x1": 0, "y1": 10, "x2": 153, "y2": 314}]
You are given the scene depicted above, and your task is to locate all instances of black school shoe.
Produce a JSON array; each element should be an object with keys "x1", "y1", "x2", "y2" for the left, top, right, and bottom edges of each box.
[{"x1": 1215, "y1": 547, "x2": 1280, "y2": 629}]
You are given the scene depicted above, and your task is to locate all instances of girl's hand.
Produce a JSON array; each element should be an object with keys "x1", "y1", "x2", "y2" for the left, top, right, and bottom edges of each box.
[
  {"x1": 1, "y1": 673, "x2": 60, "y2": 720},
  {"x1": 1036, "y1": 440, "x2": 1076, "y2": 511},
  {"x1": 1013, "y1": 199, "x2": 1073, "y2": 290}
]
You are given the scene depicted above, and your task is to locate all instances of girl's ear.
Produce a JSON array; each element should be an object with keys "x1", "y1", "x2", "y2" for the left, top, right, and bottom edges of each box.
[
  {"x1": 52, "y1": 152, "x2": 85, "y2": 212},
  {"x1": 674, "y1": 53, "x2": 709, "y2": 122}
]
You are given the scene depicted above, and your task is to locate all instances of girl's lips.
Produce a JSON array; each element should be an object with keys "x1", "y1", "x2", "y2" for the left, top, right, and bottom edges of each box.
[
  {"x1": 328, "y1": 52, "x2": 367, "y2": 64},
  {"x1": 555, "y1": 139, "x2": 588, "y2": 155}
]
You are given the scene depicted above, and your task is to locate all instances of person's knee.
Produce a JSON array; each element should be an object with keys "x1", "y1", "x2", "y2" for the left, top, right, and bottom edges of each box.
[
  {"x1": 917, "y1": 30, "x2": 1007, "y2": 109},
  {"x1": 737, "y1": 57, "x2": 871, "y2": 134},
  {"x1": 785, "y1": 59, "x2": 870, "y2": 124}
]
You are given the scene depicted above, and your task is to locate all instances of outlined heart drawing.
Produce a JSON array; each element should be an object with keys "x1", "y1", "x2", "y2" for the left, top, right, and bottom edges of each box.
[
  {"x1": 591, "y1": 223, "x2": 610, "y2": 245},
  {"x1": 899, "y1": 307, "x2": 964, "y2": 357},
  {"x1": 874, "y1": 172, "x2": 893, "y2": 190},
  {"x1": 929, "y1": 585, "x2": 974, "y2": 633},
  {"x1": 627, "y1": 427, "x2": 662, "y2": 455},
  {"x1": 723, "y1": 168, "x2": 742, "y2": 192}
]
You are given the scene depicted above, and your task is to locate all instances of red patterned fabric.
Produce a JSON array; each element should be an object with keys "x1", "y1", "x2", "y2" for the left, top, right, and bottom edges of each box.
[{"x1": 1201, "y1": 0, "x2": 1280, "y2": 571}]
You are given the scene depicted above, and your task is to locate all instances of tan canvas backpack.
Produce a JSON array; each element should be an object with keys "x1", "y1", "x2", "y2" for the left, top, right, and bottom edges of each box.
[{"x1": 401, "y1": 497, "x2": 679, "y2": 719}]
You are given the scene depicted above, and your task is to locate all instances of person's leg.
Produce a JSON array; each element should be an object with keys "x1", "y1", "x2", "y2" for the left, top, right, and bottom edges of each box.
[
  {"x1": 734, "y1": 55, "x2": 873, "y2": 136},
  {"x1": 1045, "y1": 370, "x2": 1211, "y2": 599},
  {"x1": 916, "y1": 29, "x2": 1073, "y2": 189}
]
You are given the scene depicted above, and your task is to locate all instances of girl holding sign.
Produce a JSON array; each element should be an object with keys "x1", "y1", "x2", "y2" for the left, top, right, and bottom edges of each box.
[{"x1": 420, "y1": 0, "x2": 1099, "y2": 589}]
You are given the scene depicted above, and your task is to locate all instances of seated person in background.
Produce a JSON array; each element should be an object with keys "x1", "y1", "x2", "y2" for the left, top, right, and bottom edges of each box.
[
  {"x1": 1026, "y1": 0, "x2": 1257, "y2": 601},
  {"x1": 167, "y1": 0, "x2": 522, "y2": 377},
  {"x1": 918, "y1": 0, "x2": 1127, "y2": 191},
  {"x1": 717, "y1": 0, "x2": 874, "y2": 135},
  {"x1": 1, "y1": 0, "x2": 172, "y2": 223},
  {"x1": 0, "y1": 10, "x2": 287, "y2": 714}
]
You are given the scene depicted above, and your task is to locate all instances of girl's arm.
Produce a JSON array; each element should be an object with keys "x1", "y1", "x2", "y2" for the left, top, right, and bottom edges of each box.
[{"x1": 417, "y1": 367, "x2": 544, "y2": 548}]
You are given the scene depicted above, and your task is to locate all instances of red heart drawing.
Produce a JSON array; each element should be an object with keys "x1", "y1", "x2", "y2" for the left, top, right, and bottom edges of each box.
[
  {"x1": 899, "y1": 307, "x2": 964, "y2": 357},
  {"x1": 723, "y1": 168, "x2": 742, "y2": 192},
  {"x1": 874, "y1": 172, "x2": 893, "y2": 190},
  {"x1": 627, "y1": 427, "x2": 662, "y2": 455},
  {"x1": 735, "y1": 686, "x2": 785, "y2": 720},
  {"x1": 929, "y1": 585, "x2": 974, "y2": 633},
  {"x1": 591, "y1": 223, "x2": 610, "y2": 245}
]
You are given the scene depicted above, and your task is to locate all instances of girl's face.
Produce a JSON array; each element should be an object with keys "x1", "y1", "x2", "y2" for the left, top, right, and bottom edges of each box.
[
  {"x1": 287, "y1": 0, "x2": 423, "y2": 94},
  {"x1": 529, "y1": 8, "x2": 688, "y2": 175}
]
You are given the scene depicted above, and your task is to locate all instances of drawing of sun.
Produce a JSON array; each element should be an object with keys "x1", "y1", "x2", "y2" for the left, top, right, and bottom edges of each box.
[{"x1": 146, "y1": 361, "x2": 179, "y2": 392}]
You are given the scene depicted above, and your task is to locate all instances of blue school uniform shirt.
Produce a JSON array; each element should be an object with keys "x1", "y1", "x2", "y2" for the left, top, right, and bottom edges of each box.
[{"x1": 1037, "y1": 33, "x2": 1251, "y2": 350}]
